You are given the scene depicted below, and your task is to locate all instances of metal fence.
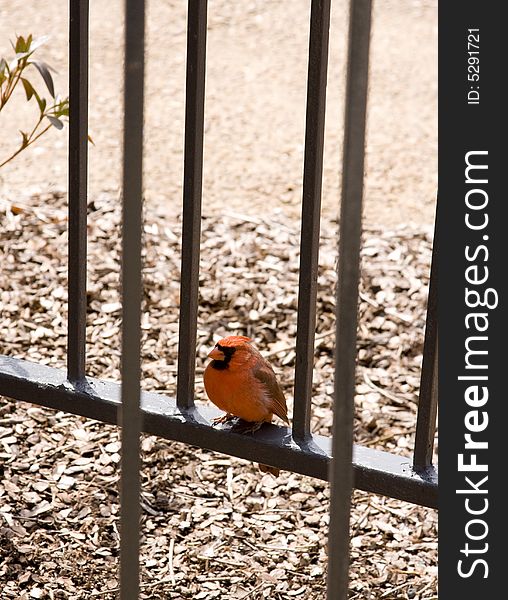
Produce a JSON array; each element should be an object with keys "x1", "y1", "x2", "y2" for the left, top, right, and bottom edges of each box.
[{"x1": 0, "y1": 1, "x2": 438, "y2": 598}]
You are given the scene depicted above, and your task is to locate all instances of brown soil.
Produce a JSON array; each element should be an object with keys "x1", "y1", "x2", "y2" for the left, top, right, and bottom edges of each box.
[{"x1": 0, "y1": 0, "x2": 436, "y2": 228}]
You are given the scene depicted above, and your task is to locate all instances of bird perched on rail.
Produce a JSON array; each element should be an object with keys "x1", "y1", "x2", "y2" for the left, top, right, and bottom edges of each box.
[{"x1": 203, "y1": 335, "x2": 289, "y2": 476}]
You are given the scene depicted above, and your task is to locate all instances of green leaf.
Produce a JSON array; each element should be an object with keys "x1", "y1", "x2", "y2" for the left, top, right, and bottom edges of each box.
[
  {"x1": 34, "y1": 91, "x2": 46, "y2": 114},
  {"x1": 19, "y1": 130, "x2": 29, "y2": 148},
  {"x1": 29, "y1": 59, "x2": 55, "y2": 97},
  {"x1": 88, "y1": 134, "x2": 95, "y2": 145},
  {"x1": 15, "y1": 35, "x2": 26, "y2": 54},
  {"x1": 29, "y1": 35, "x2": 49, "y2": 53},
  {"x1": 47, "y1": 115, "x2": 64, "y2": 130},
  {"x1": 0, "y1": 60, "x2": 7, "y2": 87},
  {"x1": 21, "y1": 77, "x2": 36, "y2": 101},
  {"x1": 15, "y1": 51, "x2": 31, "y2": 63},
  {"x1": 1, "y1": 57, "x2": 10, "y2": 77},
  {"x1": 54, "y1": 99, "x2": 69, "y2": 117}
]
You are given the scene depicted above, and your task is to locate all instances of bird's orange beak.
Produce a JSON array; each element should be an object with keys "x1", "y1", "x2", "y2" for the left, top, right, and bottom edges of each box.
[{"x1": 208, "y1": 347, "x2": 225, "y2": 361}]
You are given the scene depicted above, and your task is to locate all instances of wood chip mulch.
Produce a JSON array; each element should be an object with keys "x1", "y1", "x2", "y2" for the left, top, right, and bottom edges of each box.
[{"x1": 0, "y1": 192, "x2": 437, "y2": 599}]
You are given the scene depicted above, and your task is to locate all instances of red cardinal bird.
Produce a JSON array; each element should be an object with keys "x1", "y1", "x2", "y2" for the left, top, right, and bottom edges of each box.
[{"x1": 203, "y1": 335, "x2": 289, "y2": 476}]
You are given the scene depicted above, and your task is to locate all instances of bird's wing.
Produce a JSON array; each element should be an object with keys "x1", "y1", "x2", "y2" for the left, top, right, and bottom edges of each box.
[{"x1": 253, "y1": 363, "x2": 289, "y2": 424}]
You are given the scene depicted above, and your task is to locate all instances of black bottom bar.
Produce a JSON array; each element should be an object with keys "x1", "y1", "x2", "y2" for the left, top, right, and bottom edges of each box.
[{"x1": 0, "y1": 355, "x2": 437, "y2": 508}]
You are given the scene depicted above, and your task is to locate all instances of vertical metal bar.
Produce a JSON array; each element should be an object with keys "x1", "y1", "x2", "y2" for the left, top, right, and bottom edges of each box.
[
  {"x1": 67, "y1": 0, "x2": 89, "y2": 382},
  {"x1": 176, "y1": 0, "x2": 208, "y2": 410},
  {"x1": 292, "y1": 0, "x2": 331, "y2": 441},
  {"x1": 413, "y1": 223, "x2": 438, "y2": 468},
  {"x1": 120, "y1": 0, "x2": 145, "y2": 598},
  {"x1": 327, "y1": 1, "x2": 372, "y2": 599}
]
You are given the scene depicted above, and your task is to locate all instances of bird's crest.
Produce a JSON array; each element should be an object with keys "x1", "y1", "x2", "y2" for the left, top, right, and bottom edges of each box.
[{"x1": 216, "y1": 335, "x2": 252, "y2": 348}]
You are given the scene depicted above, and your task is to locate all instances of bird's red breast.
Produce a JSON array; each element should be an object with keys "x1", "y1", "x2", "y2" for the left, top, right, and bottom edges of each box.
[{"x1": 203, "y1": 336, "x2": 289, "y2": 425}]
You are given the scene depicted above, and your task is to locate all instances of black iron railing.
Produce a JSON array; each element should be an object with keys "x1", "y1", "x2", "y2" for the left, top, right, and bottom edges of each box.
[{"x1": 0, "y1": 1, "x2": 438, "y2": 598}]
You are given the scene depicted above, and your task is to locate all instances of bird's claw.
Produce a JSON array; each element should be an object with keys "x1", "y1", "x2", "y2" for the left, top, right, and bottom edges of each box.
[
  {"x1": 212, "y1": 413, "x2": 236, "y2": 426},
  {"x1": 211, "y1": 415, "x2": 264, "y2": 434},
  {"x1": 234, "y1": 420, "x2": 264, "y2": 434}
]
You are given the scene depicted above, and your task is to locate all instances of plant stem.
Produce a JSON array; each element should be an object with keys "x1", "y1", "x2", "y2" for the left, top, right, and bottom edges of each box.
[
  {"x1": 0, "y1": 118, "x2": 51, "y2": 168},
  {"x1": 0, "y1": 60, "x2": 25, "y2": 110}
]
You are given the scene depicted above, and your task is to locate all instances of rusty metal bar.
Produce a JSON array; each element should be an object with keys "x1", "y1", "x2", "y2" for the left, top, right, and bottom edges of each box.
[
  {"x1": 120, "y1": 0, "x2": 145, "y2": 598},
  {"x1": 67, "y1": 0, "x2": 89, "y2": 382},
  {"x1": 413, "y1": 222, "x2": 438, "y2": 468},
  {"x1": 176, "y1": 0, "x2": 208, "y2": 410},
  {"x1": 292, "y1": 0, "x2": 331, "y2": 441},
  {"x1": 327, "y1": 1, "x2": 372, "y2": 598}
]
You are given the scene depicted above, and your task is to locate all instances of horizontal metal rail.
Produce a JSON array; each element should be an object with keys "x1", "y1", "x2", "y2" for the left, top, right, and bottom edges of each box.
[{"x1": 0, "y1": 355, "x2": 437, "y2": 508}]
